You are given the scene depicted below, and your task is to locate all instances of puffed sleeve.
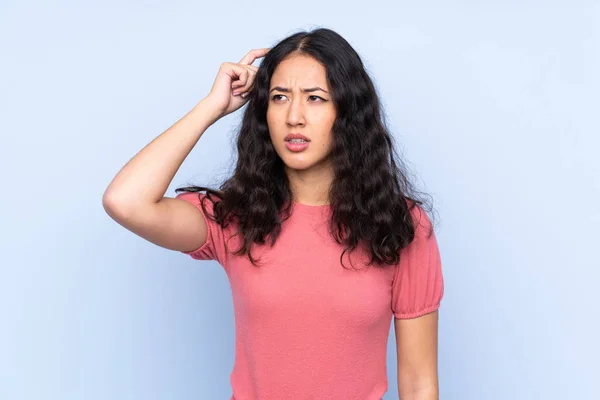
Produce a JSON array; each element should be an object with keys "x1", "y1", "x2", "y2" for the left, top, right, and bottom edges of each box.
[
  {"x1": 391, "y1": 205, "x2": 444, "y2": 319},
  {"x1": 175, "y1": 191, "x2": 231, "y2": 269}
]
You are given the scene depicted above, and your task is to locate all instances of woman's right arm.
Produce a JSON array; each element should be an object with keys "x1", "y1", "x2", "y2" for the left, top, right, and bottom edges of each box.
[
  {"x1": 102, "y1": 48, "x2": 268, "y2": 253},
  {"x1": 102, "y1": 97, "x2": 221, "y2": 253}
]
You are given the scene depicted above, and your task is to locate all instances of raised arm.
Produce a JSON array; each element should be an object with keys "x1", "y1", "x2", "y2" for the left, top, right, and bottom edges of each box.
[
  {"x1": 102, "y1": 48, "x2": 269, "y2": 252},
  {"x1": 102, "y1": 97, "x2": 220, "y2": 252}
]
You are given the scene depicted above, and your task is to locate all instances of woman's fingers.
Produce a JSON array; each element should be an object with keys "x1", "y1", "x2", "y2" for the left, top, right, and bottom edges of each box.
[
  {"x1": 238, "y1": 48, "x2": 270, "y2": 65},
  {"x1": 228, "y1": 49, "x2": 266, "y2": 98},
  {"x1": 231, "y1": 68, "x2": 249, "y2": 88},
  {"x1": 231, "y1": 66, "x2": 256, "y2": 86},
  {"x1": 207, "y1": 53, "x2": 264, "y2": 116},
  {"x1": 232, "y1": 65, "x2": 258, "y2": 96}
]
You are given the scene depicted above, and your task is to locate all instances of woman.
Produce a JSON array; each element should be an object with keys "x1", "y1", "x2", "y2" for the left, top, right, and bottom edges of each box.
[{"x1": 103, "y1": 28, "x2": 444, "y2": 400}]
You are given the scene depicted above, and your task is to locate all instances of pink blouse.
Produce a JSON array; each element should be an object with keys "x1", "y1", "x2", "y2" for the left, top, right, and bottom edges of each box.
[{"x1": 176, "y1": 192, "x2": 444, "y2": 400}]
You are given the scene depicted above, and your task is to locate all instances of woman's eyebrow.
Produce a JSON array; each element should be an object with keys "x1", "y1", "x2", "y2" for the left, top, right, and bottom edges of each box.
[{"x1": 269, "y1": 86, "x2": 329, "y2": 93}]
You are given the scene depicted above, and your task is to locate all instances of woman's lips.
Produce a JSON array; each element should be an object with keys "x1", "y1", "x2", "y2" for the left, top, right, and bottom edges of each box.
[{"x1": 285, "y1": 140, "x2": 310, "y2": 152}]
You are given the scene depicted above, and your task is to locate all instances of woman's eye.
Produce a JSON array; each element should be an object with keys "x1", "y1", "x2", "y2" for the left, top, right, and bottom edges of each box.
[{"x1": 270, "y1": 94, "x2": 326, "y2": 102}]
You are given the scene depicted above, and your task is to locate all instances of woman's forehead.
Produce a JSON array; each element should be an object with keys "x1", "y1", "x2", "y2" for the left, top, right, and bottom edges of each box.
[{"x1": 270, "y1": 54, "x2": 328, "y2": 89}]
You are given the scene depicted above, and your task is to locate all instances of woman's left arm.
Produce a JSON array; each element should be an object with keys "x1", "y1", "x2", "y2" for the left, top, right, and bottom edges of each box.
[{"x1": 394, "y1": 310, "x2": 439, "y2": 400}]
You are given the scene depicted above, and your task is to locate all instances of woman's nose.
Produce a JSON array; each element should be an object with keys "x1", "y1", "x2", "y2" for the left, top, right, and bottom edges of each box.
[{"x1": 286, "y1": 98, "x2": 305, "y2": 126}]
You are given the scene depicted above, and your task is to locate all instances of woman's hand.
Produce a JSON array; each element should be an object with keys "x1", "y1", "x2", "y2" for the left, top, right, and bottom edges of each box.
[{"x1": 205, "y1": 48, "x2": 270, "y2": 119}]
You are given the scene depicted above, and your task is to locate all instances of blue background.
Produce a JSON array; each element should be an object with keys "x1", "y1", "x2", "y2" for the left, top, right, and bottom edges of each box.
[{"x1": 1, "y1": 1, "x2": 598, "y2": 399}]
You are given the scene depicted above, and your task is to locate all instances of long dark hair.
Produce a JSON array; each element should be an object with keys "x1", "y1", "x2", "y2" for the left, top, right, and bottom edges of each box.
[{"x1": 176, "y1": 27, "x2": 436, "y2": 268}]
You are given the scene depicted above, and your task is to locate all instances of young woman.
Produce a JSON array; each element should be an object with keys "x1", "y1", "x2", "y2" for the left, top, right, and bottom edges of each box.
[{"x1": 103, "y1": 28, "x2": 444, "y2": 400}]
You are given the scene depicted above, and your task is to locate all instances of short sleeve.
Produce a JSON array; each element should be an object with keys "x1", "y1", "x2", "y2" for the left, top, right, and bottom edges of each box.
[
  {"x1": 175, "y1": 191, "x2": 231, "y2": 268},
  {"x1": 391, "y1": 205, "x2": 444, "y2": 319}
]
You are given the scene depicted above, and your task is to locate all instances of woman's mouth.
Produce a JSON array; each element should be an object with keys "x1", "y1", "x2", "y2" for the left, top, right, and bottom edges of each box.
[{"x1": 285, "y1": 139, "x2": 310, "y2": 152}]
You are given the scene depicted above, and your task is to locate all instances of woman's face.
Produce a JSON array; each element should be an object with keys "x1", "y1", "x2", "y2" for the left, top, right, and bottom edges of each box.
[{"x1": 266, "y1": 53, "x2": 336, "y2": 174}]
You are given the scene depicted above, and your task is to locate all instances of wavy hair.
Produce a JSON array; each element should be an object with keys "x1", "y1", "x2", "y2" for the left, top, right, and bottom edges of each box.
[{"x1": 176, "y1": 27, "x2": 436, "y2": 268}]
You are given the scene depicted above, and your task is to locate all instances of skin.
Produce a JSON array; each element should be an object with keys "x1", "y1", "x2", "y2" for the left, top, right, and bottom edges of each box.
[
  {"x1": 266, "y1": 53, "x2": 336, "y2": 206},
  {"x1": 395, "y1": 311, "x2": 440, "y2": 399}
]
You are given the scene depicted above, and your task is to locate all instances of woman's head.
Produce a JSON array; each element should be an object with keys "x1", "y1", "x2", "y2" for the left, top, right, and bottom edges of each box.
[
  {"x1": 177, "y1": 27, "x2": 434, "y2": 268},
  {"x1": 266, "y1": 52, "x2": 336, "y2": 178},
  {"x1": 253, "y1": 29, "x2": 387, "y2": 181}
]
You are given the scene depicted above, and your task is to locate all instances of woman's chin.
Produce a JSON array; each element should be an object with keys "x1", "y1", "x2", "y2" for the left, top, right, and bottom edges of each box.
[{"x1": 283, "y1": 160, "x2": 313, "y2": 171}]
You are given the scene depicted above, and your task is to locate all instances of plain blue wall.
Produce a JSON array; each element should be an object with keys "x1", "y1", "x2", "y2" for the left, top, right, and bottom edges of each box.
[{"x1": 1, "y1": 1, "x2": 598, "y2": 399}]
